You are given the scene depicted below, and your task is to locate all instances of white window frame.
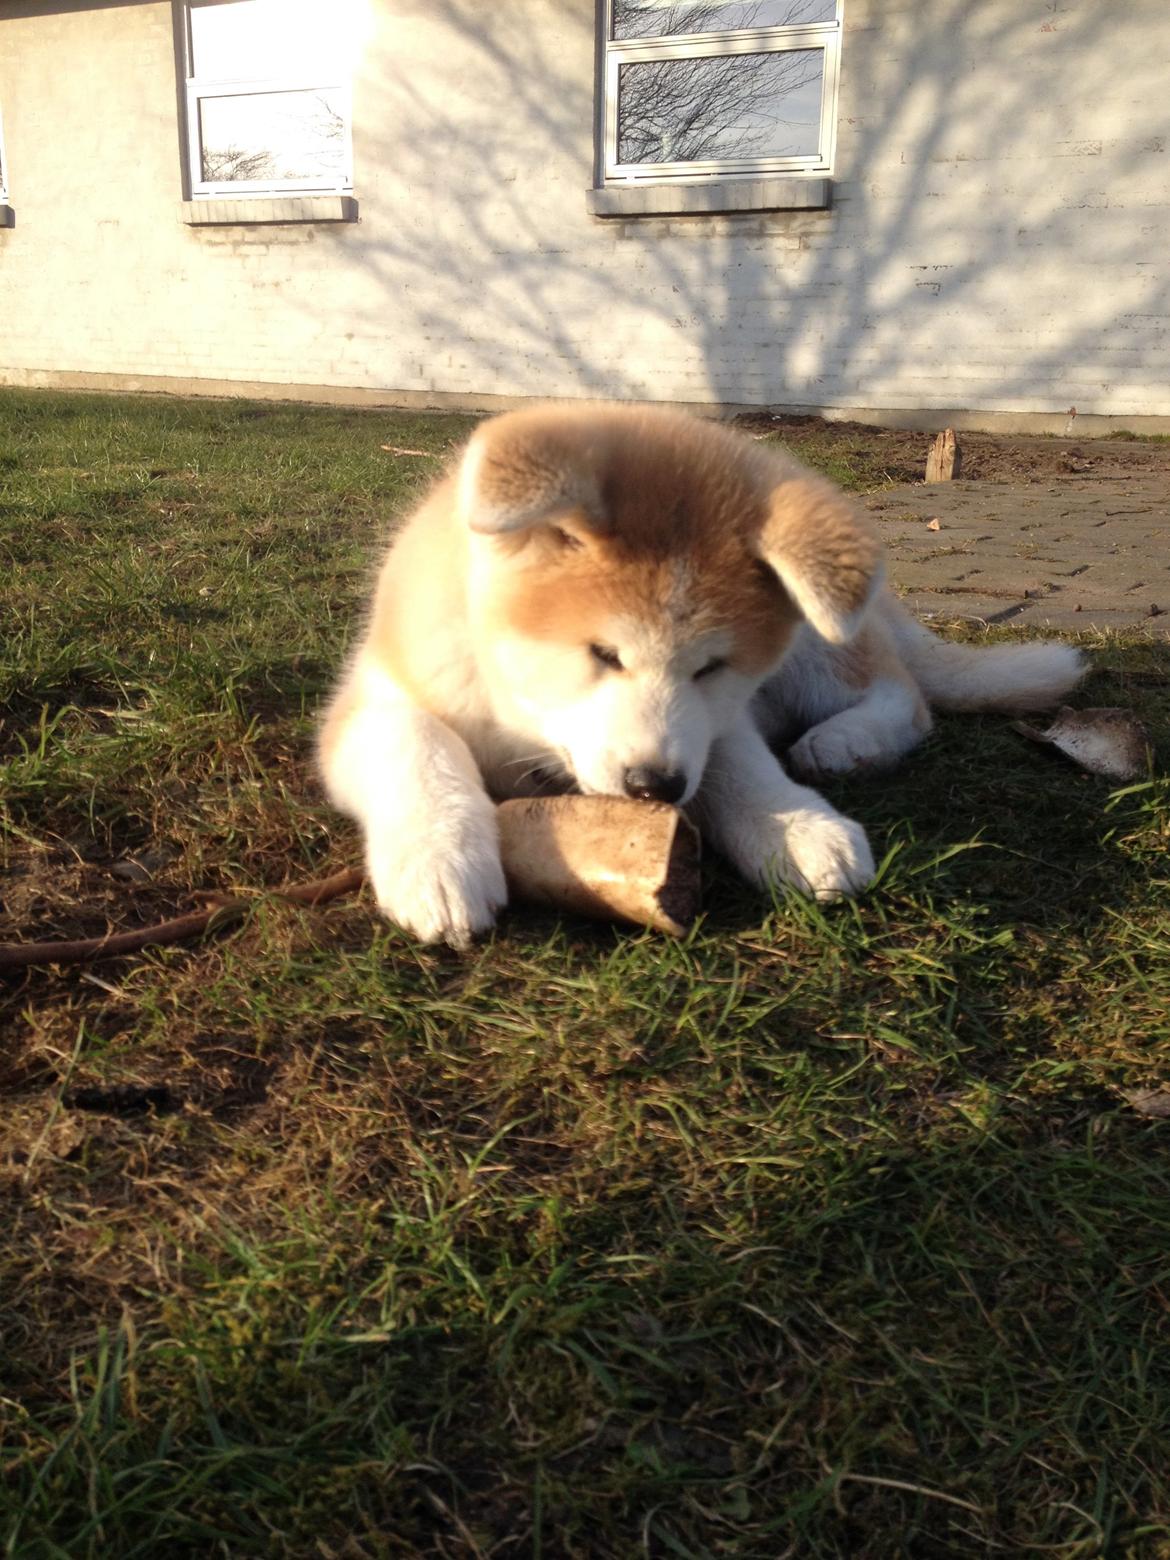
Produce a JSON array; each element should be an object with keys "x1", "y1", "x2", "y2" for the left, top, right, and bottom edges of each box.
[
  {"x1": 180, "y1": 2, "x2": 354, "y2": 199},
  {"x1": 601, "y1": 0, "x2": 841, "y2": 185}
]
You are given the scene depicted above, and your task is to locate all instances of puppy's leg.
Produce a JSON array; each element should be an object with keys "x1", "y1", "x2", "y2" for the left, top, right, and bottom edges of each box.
[
  {"x1": 319, "y1": 665, "x2": 506, "y2": 947},
  {"x1": 697, "y1": 713, "x2": 875, "y2": 900},
  {"x1": 787, "y1": 674, "x2": 930, "y2": 782}
]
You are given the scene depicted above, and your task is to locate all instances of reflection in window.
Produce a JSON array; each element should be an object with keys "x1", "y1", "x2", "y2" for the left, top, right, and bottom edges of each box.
[
  {"x1": 617, "y1": 49, "x2": 824, "y2": 165},
  {"x1": 199, "y1": 90, "x2": 349, "y2": 185},
  {"x1": 602, "y1": 0, "x2": 840, "y2": 181},
  {"x1": 613, "y1": 1, "x2": 836, "y2": 40}
]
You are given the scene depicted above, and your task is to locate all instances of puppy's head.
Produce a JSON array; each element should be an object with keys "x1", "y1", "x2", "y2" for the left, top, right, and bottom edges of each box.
[{"x1": 458, "y1": 405, "x2": 881, "y2": 802}]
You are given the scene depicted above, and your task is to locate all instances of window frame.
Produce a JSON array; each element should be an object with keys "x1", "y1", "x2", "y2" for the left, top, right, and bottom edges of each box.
[
  {"x1": 180, "y1": 2, "x2": 354, "y2": 200},
  {"x1": 0, "y1": 102, "x2": 9, "y2": 205},
  {"x1": 600, "y1": 0, "x2": 841, "y2": 186}
]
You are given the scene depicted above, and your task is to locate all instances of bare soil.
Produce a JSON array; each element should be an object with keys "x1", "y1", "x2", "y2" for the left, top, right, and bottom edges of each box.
[{"x1": 737, "y1": 412, "x2": 1170, "y2": 485}]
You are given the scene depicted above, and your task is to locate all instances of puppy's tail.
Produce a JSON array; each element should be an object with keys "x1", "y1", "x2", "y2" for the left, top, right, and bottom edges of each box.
[{"x1": 886, "y1": 602, "x2": 1087, "y2": 713}]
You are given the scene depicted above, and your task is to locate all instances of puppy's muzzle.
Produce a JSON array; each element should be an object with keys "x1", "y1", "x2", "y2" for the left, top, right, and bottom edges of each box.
[{"x1": 622, "y1": 766, "x2": 687, "y2": 805}]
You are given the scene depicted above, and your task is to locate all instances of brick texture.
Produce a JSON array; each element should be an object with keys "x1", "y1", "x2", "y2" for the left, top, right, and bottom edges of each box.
[{"x1": 1, "y1": 0, "x2": 1168, "y2": 421}]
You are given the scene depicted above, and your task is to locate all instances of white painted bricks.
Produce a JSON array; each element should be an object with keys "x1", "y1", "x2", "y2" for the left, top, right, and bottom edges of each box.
[{"x1": 0, "y1": 0, "x2": 1168, "y2": 422}]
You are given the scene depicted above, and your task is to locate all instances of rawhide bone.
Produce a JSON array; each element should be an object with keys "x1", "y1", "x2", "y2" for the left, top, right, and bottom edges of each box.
[
  {"x1": 497, "y1": 794, "x2": 701, "y2": 937},
  {"x1": 0, "y1": 796, "x2": 701, "y2": 970}
]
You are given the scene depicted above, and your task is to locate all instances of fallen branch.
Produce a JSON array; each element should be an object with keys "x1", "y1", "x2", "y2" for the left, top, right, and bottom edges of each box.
[{"x1": 0, "y1": 867, "x2": 364, "y2": 973}]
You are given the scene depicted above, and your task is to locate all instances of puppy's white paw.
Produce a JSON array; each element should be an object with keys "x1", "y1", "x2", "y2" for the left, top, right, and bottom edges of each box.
[
  {"x1": 788, "y1": 721, "x2": 890, "y2": 781},
  {"x1": 747, "y1": 809, "x2": 875, "y2": 900},
  {"x1": 783, "y1": 810, "x2": 875, "y2": 898},
  {"x1": 367, "y1": 823, "x2": 507, "y2": 948}
]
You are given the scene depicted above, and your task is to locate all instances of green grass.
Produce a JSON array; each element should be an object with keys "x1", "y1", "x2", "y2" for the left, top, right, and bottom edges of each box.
[{"x1": 2, "y1": 389, "x2": 1170, "y2": 1558}]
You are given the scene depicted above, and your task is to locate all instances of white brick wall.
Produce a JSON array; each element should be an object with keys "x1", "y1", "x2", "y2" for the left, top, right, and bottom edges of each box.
[{"x1": 1, "y1": 0, "x2": 1169, "y2": 425}]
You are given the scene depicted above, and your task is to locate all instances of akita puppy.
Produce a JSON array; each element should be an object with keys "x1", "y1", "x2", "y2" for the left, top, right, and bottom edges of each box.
[{"x1": 319, "y1": 404, "x2": 1084, "y2": 945}]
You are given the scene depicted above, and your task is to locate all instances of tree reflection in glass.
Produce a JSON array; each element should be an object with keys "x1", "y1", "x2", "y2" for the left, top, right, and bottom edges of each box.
[
  {"x1": 617, "y1": 48, "x2": 824, "y2": 165},
  {"x1": 199, "y1": 88, "x2": 347, "y2": 184},
  {"x1": 613, "y1": 0, "x2": 835, "y2": 40}
]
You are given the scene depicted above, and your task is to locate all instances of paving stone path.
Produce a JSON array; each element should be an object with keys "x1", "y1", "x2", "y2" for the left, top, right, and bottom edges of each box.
[{"x1": 863, "y1": 474, "x2": 1170, "y2": 635}]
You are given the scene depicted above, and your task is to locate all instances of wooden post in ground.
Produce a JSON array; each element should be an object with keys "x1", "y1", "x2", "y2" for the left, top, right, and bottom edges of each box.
[{"x1": 925, "y1": 428, "x2": 961, "y2": 482}]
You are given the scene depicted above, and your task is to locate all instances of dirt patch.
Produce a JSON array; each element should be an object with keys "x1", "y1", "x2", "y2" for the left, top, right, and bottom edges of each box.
[
  {"x1": 0, "y1": 842, "x2": 191, "y2": 952},
  {"x1": 736, "y1": 412, "x2": 1170, "y2": 485}
]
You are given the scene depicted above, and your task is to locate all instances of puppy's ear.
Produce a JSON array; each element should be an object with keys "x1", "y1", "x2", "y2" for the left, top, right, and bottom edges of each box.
[
  {"x1": 458, "y1": 414, "x2": 606, "y2": 536},
  {"x1": 755, "y1": 474, "x2": 883, "y2": 643}
]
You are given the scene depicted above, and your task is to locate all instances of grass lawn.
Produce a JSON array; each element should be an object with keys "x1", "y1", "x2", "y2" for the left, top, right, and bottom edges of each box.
[{"x1": 2, "y1": 389, "x2": 1169, "y2": 1558}]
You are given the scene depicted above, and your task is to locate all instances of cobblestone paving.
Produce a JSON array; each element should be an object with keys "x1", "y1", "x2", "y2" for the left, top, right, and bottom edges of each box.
[{"x1": 864, "y1": 474, "x2": 1170, "y2": 635}]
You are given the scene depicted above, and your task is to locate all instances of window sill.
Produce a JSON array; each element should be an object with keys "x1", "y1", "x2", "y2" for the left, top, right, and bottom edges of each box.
[
  {"x1": 180, "y1": 195, "x2": 358, "y2": 226},
  {"x1": 586, "y1": 177, "x2": 830, "y2": 219},
  {"x1": 0, "y1": 205, "x2": 14, "y2": 228}
]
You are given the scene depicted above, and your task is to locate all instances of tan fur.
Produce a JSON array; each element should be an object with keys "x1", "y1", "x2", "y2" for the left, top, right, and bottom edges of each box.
[
  {"x1": 319, "y1": 401, "x2": 1085, "y2": 945},
  {"x1": 356, "y1": 476, "x2": 481, "y2": 716},
  {"x1": 482, "y1": 528, "x2": 797, "y2": 682},
  {"x1": 352, "y1": 402, "x2": 877, "y2": 710}
]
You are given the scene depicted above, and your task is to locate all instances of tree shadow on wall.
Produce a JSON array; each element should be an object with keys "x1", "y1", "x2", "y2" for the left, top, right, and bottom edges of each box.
[{"x1": 317, "y1": 0, "x2": 1170, "y2": 415}]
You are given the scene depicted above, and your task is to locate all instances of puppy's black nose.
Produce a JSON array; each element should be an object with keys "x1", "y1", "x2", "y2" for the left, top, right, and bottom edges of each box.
[{"x1": 622, "y1": 766, "x2": 687, "y2": 804}]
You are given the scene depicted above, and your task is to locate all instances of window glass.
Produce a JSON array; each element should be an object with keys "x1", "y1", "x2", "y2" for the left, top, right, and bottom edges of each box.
[
  {"x1": 198, "y1": 89, "x2": 349, "y2": 184},
  {"x1": 613, "y1": 0, "x2": 835, "y2": 40},
  {"x1": 184, "y1": 0, "x2": 359, "y2": 194},
  {"x1": 189, "y1": 0, "x2": 357, "y2": 79},
  {"x1": 617, "y1": 48, "x2": 825, "y2": 165}
]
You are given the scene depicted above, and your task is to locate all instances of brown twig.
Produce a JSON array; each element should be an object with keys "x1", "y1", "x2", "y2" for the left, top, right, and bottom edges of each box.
[{"x1": 0, "y1": 867, "x2": 365, "y2": 973}]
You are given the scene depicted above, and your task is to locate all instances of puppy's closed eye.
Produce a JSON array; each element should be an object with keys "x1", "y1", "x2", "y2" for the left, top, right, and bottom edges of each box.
[
  {"x1": 694, "y1": 657, "x2": 728, "y2": 682},
  {"x1": 589, "y1": 643, "x2": 623, "y2": 672}
]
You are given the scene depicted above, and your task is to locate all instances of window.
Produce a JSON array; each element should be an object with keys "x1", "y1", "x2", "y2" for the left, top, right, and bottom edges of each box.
[
  {"x1": 600, "y1": 0, "x2": 841, "y2": 185},
  {"x1": 180, "y1": 0, "x2": 357, "y2": 198}
]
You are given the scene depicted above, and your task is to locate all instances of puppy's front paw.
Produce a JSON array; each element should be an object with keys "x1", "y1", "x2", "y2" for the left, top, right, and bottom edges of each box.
[
  {"x1": 783, "y1": 811, "x2": 875, "y2": 898},
  {"x1": 747, "y1": 809, "x2": 875, "y2": 900},
  {"x1": 367, "y1": 822, "x2": 507, "y2": 949},
  {"x1": 788, "y1": 721, "x2": 889, "y2": 781}
]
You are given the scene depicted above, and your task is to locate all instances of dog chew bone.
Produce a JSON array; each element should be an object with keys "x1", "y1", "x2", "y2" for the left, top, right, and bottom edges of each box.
[{"x1": 496, "y1": 795, "x2": 701, "y2": 936}]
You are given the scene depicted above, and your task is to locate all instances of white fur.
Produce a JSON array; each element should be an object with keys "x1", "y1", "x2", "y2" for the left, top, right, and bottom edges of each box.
[
  {"x1": 887, "y1": 605, "x2": 1086, "y2": 712},
  {"x1": 326, "y1": 662, "x2": 506, "y2": 948},
  {"x1": 788, "y1": 678, "x2": 929, "y2": 780},
  {"x1": 696, "y1": 712, "x2": 875, "y2": 899},
  {"x1": 751, "y1": 616, "x2": 932, "y2": 780},
  {"x1": 482, "y1": 615, "x2": 741, "y2": 804}
]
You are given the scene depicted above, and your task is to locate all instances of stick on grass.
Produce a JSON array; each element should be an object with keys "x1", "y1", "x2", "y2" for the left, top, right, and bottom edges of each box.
[{"x1": 0, "y1": 867, "x2": 364, "y2": 972}]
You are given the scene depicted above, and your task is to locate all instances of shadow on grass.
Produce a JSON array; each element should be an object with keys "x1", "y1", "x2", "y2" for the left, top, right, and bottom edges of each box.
[{"x1": 5, "y1": 1102, "x2": 1168, "y2": 1557}]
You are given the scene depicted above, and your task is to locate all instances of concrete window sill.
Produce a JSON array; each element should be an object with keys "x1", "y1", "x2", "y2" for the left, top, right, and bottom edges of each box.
[
  {"x1": 586, "y1": 177, "x2": 830, "y2": 218},
  {"x1": 180, "y1": 195, "x2": 358, "y2": 226},
  {"x1": 0, "y1": 205, "x2": 14, "y2": 228}
]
